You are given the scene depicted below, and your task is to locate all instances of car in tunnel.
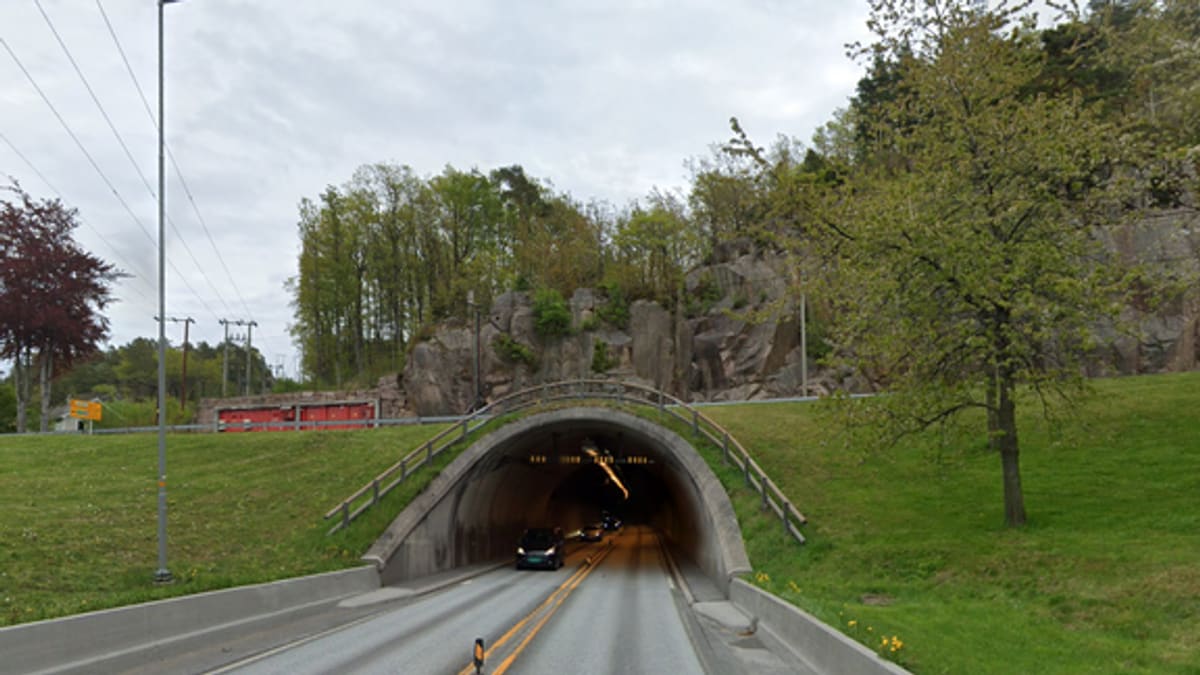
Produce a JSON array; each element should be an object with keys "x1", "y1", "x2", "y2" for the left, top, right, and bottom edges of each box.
[
  {"x1": 579, "y1": 522, "x2": 605, "y2": 542},
  {"x1": 515, "y1": 527, "x2": 566, "y2": 570}
]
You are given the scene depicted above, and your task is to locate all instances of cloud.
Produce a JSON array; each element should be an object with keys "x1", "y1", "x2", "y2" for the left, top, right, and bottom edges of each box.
[{"x1": 0, "y1": 0, "x2": 871, "y2": 378}]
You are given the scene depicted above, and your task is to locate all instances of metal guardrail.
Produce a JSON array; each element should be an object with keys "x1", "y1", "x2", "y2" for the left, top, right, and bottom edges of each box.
[
  {"x1": 321, "y1": 379, "x2": 808, "y2": 543},
  {"x1": 67, "y1": 415, "x2": 461, "y2": 435}
]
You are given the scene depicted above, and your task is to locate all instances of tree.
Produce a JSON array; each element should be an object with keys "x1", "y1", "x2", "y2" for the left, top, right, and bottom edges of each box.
[
  {"x1": 0, "y1": 182, "x2": 121, "y2": 432},
  {"x1": 608, "y1": 195, "x2": 697, "y2": 304},
  {"x1": 809, "y1": 0, "x2": 1139, "y2": 527}
]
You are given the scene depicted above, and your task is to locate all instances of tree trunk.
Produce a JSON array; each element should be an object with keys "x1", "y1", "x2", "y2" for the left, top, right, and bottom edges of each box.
[
  {"x1": 997, "y1": 374, "x2": 1027, "y2": 527},
  {"x1": 986, "y1": 366, "x2": 1000, "y2": 452},
  {"x1": 38, "y1": 349, "x2": 52, "y2": 433},
  {"x1": 14, "y1": 348, "x2": 29, "y2": 433}
]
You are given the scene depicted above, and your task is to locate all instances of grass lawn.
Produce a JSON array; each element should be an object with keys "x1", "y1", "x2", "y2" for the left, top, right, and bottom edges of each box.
[
  {"x1": 0, "y1": 424, "x2": 453, "y2": 626},
  {"x1": 700, "y1": 371, "x2": 1200, "y2": 674},
  {"x1": 2, "y1": 372, "x2": 1197, "y2": 674}
]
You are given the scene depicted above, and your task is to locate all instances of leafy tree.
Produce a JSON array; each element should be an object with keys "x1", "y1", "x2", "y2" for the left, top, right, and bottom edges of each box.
[
  {"x1": 114, "y1": 337, "x2": 158, "y2": 399},
  {"x1": 687, "y1": 133, "x2": 769, "y2": 256},
  {"x1": 289, "y1": 162, "x2": 608, "y2": 386},
  {"x1": 0, "y1": 376, "x2": 15, "y2": 433},
  {"x1": 809, "y1": 0, "x2": 1141, "y2": 527},
  {"x1": 0, "y1": 183, "x2": 120, "y2": 432},
  {"x1": 607, "y1": 194, "x2": 699, "y2": 305}
]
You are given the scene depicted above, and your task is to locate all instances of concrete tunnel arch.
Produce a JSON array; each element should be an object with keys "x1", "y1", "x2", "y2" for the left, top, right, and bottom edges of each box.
[{"x1": 364, "y1": 407, "x2": 752, "y2": 595}]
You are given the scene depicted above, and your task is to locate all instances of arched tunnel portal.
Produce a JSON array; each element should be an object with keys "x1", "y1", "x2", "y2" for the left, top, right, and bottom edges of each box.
[{"x1": 364, "y1": 408, "x2": 752, "y2": 595}]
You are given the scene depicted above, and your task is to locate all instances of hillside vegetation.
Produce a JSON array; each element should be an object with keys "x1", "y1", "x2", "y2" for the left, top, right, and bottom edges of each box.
[
  {"x1": 702, "y1": 372, "x2": 1200, "y2": 674},
  {"x1": 2, "y1": 372, "x2": 1197, "y2": 673}
]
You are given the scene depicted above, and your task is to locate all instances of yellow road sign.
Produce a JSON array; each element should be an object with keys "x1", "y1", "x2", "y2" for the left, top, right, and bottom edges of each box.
[{"x1": 69, "y1": 399, "x2": 102, "y2": 421}]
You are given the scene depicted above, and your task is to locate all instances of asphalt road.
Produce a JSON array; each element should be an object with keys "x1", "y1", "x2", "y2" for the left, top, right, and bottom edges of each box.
[{"x1": 208, "y1": 526, "x2": 706, "y2": 675}]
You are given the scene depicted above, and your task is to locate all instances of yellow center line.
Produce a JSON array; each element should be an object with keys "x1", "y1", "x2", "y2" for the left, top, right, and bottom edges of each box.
[
  {"x1": 457, "y1": 540, "x2": 616, "y2": 675},
  {"x1": 490, "y1": 547, "x2": 609, "y2": 675}
]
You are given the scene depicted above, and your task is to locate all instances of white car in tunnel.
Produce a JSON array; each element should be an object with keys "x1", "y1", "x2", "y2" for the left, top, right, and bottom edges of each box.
[{"x1": 579, "y1": 522, "x2": 605, "y2": 542}]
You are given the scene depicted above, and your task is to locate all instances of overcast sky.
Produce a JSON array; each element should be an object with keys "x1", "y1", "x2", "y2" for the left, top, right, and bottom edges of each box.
[{"x1": 1, "y1": 0, "x2": 874, "y2": 380}]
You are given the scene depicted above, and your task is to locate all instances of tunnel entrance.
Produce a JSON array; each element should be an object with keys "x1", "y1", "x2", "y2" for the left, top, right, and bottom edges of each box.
[{"x1": 364, "y1": 407, "x2": 751, "y2": 595}]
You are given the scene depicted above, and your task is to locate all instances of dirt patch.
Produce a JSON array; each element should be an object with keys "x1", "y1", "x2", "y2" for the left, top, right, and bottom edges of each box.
[{"x1": 861, "y1": 593, "x2": 894, "y2": 606}]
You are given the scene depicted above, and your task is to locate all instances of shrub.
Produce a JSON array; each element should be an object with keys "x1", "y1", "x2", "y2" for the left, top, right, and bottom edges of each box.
[
  {"x1": 592, "y1": 340, "x2": 616, "y2": 373},
  {"x1": 532, "y1": 288, "x2": 572, "y2": 337},
  {"x1": 492, "y1": 334, "x2": 537, "y2": 368},
  {"x1": 596, "y1": 282, "x2": 630, "y2": 329}
]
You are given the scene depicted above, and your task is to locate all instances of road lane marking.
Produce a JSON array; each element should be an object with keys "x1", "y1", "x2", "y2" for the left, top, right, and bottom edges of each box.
[
  {"x1": 490, "y1": 558, "x2": 601, "y2": 673},
  {"x1": 458, "y1": 540, "x2": 615, "y2": 675},
  {"x1": 490, "y1": 542, "x2": 614, "y2": 675}
]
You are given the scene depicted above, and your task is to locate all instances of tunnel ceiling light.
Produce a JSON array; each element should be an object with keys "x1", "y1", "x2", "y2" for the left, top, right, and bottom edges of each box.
[{"x1": 582, "y1": 442, "x2": 629, "y2": 500}]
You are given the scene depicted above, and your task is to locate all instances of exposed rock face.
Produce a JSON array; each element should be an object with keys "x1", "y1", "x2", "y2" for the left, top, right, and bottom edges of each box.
[
  {"x1": 630, "y1": 300, "x2": 677, "y2": 392},
  {"x1": 399, "y1": 244, "x2": 819, "y2": 414},
  {"x1": 396, "y1": 221, "x2": 1198, "y2": 414},
  {"x1": 404, "y1": 323, "x2": 474, "y2": 415},
  {"x1": 1099, "y1": 209, "x2": 1200, "y2": 374},
  {"x1": 213, "y1": 217, "x2": 1197, "y2": 418}
]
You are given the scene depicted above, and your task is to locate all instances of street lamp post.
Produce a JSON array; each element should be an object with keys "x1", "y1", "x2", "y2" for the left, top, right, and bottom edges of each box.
[
  {"x1": 800, "y1": 291, "x2": 808, "y2": 398},
  {"x1": 468, "y1": 291, "x2": 480, "y2": 411},
  {"x1": 155, "y1": 0, "x2": 181, "y2": 584}
]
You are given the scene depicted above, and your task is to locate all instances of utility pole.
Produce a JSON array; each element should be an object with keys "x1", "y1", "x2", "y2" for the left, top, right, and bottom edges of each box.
[
  {"x1": 244, "y1": 320, "x2": 257, "y2": 397},
  {"x1": 219, "y1": 319, "x2": 231, "y2": 397},
  {"x1": 221, "y1": 319, "x2": 254, "y2": 397},
  {"x1": 164, "y1": 317, "x2": 195, "y2": 409}
]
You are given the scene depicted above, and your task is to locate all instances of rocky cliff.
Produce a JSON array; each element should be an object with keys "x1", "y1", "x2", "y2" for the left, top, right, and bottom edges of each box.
[
  {"x1": 399, "y1": 215, "x2": 1199, "y2": 416},
  {"x1": 397, "y1": 243, "x2": 821, "y2": 415},
  {"x1": 201, "y1": 215, "x2": 1198, "y2": 420}
]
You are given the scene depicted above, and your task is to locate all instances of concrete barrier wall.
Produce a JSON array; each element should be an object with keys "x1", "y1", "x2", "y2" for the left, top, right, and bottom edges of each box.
[
  {"x1": 729, "y1": 579, "x2": 911, "y2": 675},
  {"x1": 0, "y1": 565, "x2": 379, "y2": 675}
]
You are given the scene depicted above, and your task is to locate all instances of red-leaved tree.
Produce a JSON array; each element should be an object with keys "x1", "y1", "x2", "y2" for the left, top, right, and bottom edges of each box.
[{"x1": 0, "y1": 181, "x2": 122, "y2": 432}]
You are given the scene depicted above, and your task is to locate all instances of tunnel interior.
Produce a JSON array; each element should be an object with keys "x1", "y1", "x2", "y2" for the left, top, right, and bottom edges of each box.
[
  {"x1": 498, "y1": 426, "x2": 671, "y2": 528},
  {"x1": 372, "y1": 409, "x2": 748, "y2": 591}
]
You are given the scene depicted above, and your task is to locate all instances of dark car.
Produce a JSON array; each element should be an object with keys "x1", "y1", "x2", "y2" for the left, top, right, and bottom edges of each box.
[
  {"x1": 601, "y1": 514, "x2": 622, "y2": 531},
  {"x1": 515, "y1": 527, "x2": 565, "y2": 570},
  {"x1": 579, "y1": 523, "x2": 604, "y2": 542}
]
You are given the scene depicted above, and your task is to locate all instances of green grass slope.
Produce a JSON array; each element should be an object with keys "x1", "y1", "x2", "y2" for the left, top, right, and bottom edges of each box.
[
  {"x1": 2, "y1": 373, "x2": 1197, "y2": 674},
  {"x1": 702, "y1": 372, "x2": 1200, "y2": 674},
  {"x1": 0, "y1": 424, "x2": 452, "y2": 626}
]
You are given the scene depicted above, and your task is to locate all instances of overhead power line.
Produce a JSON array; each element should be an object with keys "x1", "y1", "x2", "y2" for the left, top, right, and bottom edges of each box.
[
  {"x1": 35, "y1": 0, "x2": 236, "y2": 318},
  {"x1": 0, "y1": 129, "x2": 155, "y2": 304},
  {"x1": 0, "y1": 36, "x2": 218, "y2": 322},
  {"x1": 95, "y1": 0, "x2": 256, "y2": 320},
  {"x1": 33, "y1": 0, "x2": 156, "y2": 198}
]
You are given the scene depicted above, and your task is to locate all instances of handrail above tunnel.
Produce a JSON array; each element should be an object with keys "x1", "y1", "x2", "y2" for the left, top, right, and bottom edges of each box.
[{"x1": 323, "y1": 379, "x2": 807, "y2": 543}]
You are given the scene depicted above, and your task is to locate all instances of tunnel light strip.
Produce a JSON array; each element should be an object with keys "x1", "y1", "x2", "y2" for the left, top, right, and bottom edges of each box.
[{"x1": 584, "y1": 446, "x2": 629, "y2": 500}]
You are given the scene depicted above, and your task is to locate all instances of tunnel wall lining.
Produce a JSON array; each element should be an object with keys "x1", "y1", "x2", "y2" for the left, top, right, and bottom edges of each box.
[{"x1": 363, "y1": 407, "x2": 752, "y2": 594}]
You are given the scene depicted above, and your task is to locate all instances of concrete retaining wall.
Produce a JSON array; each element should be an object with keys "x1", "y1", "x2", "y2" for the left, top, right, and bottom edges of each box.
[
  {"x1": 730, "y1": 579, "x2": 911, "y2": 675},
  {"x1": 0, "y1": 565, "x2": 379, "y2": 675}
]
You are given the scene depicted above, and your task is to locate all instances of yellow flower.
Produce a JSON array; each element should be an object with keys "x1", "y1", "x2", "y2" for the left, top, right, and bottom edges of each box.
[{"x1": 848, "y1": 620, "x2": 857, "y2": 627}]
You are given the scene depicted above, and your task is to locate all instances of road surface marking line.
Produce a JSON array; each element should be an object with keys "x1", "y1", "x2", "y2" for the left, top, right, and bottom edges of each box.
[
  {"x1": 455, "y1": 550, "x2": 599, "y2": 675},
  {"x1": 490, "y1": 542, "x2": 614, "y2": 675},
  {"x1": 458, "y1": 541, "x2": 615, "y2": 675}
]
